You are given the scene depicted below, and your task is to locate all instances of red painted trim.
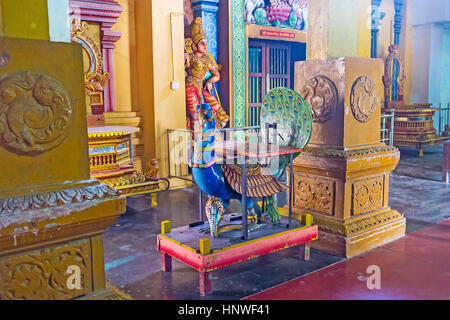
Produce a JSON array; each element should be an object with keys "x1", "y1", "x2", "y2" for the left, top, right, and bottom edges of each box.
[
  {"x1": 203, "y1": 226, "x2": 317, "y2": 271},
  {"x1": 157, "y1": 225, "x2": 318, "y2": 273}
]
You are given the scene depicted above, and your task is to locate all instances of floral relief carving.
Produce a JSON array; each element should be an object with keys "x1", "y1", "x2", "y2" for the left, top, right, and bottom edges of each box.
[
  {"x1": 294, "y1": 175, "x2": 334, "y2": 216},
  {"x1": 0, "y1": 240, "x2": 91, "y2": 300},
  {"x1": 0, "y1": 71, "x2": 73, "y2": 156},
  {"x1": 301, "y1": 75, "x2": 338, "y2": 123},
  {"x1": 352, "y1": 177, "x2": 384, "y2": 215},
  {"x1": 0, "y1": 183, "x2": 120, "y2": 215},
  {"x1": 350, "y1": 75, "x2": 379, "y2": 123}
]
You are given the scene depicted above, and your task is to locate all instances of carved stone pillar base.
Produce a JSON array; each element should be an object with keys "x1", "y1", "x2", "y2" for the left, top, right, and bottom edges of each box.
[
  {"x1": 289, "y1": 144, "x2": 406, "y2": 258},
  {"x1": 292, "y1": 57, "x2": 405, "y2": 258},
  {"x1": 310, "y1": 208, "x2": 405, "y2": 258}
]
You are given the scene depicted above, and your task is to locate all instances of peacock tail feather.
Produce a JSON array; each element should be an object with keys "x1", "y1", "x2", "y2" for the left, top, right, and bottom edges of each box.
[
  {"x1": 259, "y1": 87, "x2": 313, "y2": 222},
  {"x1": 260, "y1": 87, "x2": 312, "y2": 179}
]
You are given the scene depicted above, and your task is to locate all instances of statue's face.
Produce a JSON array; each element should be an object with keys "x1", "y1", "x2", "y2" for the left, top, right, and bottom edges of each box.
[{"x1": 196, "y1": 39, "x2": 208, "y2": 54}]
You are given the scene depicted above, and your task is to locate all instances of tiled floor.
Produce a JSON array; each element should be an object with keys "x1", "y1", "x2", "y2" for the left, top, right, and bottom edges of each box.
[{"x1": 103, "y1": 144, "x2": 450, "y2": 300}]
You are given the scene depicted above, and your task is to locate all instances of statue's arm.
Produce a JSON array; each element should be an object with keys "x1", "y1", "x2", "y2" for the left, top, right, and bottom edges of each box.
[{"x1": 204, "y1": 54, "x2": 220, "y2": 92}]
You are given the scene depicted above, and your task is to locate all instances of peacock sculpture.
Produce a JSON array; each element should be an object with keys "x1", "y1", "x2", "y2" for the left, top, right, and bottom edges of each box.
[{"x1": 192, "y1": 87, "x2": 312, "y2": 237}]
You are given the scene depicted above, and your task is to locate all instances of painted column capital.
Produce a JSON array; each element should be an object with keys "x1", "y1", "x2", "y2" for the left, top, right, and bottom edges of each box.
[
  {"x1": 192, "y1": 0, "x2": 220, "y2": 14},
  {"x1": 191, "y1": 0, "x2": 219, "y2": 62},
  {"x1": 371, "y1": 0, "x2": 385, "y2": 31}
]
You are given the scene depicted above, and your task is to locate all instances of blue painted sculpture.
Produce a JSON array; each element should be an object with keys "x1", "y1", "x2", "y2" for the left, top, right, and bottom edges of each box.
[{"x1": 192, "y1": 88, "x2": 313, "y2": 237}]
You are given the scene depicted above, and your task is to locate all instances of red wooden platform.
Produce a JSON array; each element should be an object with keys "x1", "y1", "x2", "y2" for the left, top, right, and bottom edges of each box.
[{"x1": 157, "y1": 214, "x2": 318, "y2": 296}]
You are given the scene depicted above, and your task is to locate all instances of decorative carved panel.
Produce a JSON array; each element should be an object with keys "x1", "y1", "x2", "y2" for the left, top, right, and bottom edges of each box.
[
  {"x1": 294, "y1": 174, "x2": 335, "y2": 215},
  {"x1": 350, "y1": 75, "x2": 379, "y2": 123},
  {"x1": 0, "y1": 71, "x2": 73, "y2": 156},
  {"x1": 351, "y1": 176, "x2": 384, "y2": 215},
  {"x1": 301, "y1": 75, "x2": 338, "y2": 123},
  {"x1": 0, "y1": 240, "x2": 92, "y2": 300}
]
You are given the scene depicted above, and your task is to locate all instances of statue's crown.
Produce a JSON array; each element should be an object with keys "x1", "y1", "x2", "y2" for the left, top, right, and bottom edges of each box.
[{"x1": 191, "y1": 17, "x2": 206, "y2": 44}]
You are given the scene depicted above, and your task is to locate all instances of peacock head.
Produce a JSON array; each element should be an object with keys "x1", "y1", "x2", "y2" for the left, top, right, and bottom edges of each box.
[
  {"x1": 197, "y1": 103, "x2": 213, "y2": 122},
  {"x1": 193, "y1": 103, "x2": 215, "y2": 146}
]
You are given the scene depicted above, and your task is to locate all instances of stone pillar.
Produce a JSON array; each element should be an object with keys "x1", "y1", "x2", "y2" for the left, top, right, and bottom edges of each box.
[
  {"x1": 0, "y1": 0, "x2": 50, "y2": 40},
  {"x1": 293, "y1": 57, "x2": 406, "y2": 258},
  {"x1": 0, "y1": 36, "x2": 126, "y2": 299}
]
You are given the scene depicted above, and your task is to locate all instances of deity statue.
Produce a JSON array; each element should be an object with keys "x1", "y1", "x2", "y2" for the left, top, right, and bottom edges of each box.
[
  {"x1": 185, "y1": 17, "x2": 229, "y2": 130},
  {"x1": 145, "y1": 159, "x2": 159, "y2": 181}
]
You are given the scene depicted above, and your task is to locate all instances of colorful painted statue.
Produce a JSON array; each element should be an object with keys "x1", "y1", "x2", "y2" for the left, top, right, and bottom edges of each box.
[
  {"x1": 244, "y1": 0, "x2": 266, "y2": 24},
  {"x1": 244, "y1": 0, "x2": 308, "y2": 31},
  {"x1": 291, "y1": 0, "x2": 308, "y2": 30},
  {"x1": 192, "y1": 88, "x2": 313, "y2": 238},
  {"x1": 185, "y1": 17, "x2": 229, "y2": 131},
  {"x1": 192, "y1": 103, "x2": 288, "y2": 237}
]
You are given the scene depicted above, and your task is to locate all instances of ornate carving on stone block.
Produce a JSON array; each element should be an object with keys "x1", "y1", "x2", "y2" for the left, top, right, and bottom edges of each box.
[
  {"x1": 294, "y1": 174, "x2": 335, "y2": 215},
  {"x1": 347, "y1": 209, "x2": 403, "y2": 235},
  {"x1": 350, "y1": 75, "x2": 379, "y2": 123},
  {"x1": 352, "y1": 176, "x2": 384, "y2": 216},
  {"x1": 0, "y1": 183, "x2": 120, "y2": 215},
  {"x1": 0, "y1": 240, "x2": 91, "y2": 300},
  {"x1": 301, "y1": 75, "x2": 338, "y2": 123},
  {"x1": 301, "y1": 145, "x2": 398, "y2": 160},
  {"x1": 314, "y1": 209, "x2": 403, "y2": 236},
  {"x1": 0, "y1": 71, "x2": 73, "y2": 156}
]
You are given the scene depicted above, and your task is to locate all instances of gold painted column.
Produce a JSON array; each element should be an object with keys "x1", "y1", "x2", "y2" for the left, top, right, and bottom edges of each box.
[
  {"x1": 292, "y1": 58, "x2": 405, "y2": 258},
  {"x1": 0, "y1": 0, "x2": 50, "y2": 40},
  {"x1": 0, "y1": 35, "x2": 126, "y2": 299},
  {"x1": 135, "y1": 0, "x2": 187, "y2": 181}
]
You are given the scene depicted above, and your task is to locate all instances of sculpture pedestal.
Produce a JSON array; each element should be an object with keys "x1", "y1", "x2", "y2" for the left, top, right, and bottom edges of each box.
[
  {"x1": 290, "y1": 145, "x2": 405, "y2": 258},
  {"x1": 292, "y1": 57, "x2": 405, "y2": 258}
]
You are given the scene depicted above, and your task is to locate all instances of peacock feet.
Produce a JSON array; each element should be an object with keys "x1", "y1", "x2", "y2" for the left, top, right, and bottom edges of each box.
[
  {"x1": 199, "y1": 212, "x2": 262, "y2": 236},
  {"x1": 265, "y1": 196, "x2": 282, "y2": 225}
]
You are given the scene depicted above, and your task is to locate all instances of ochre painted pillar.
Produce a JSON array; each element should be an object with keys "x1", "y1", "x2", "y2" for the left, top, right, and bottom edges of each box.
[
  {"x1": 293, "y1": 58, "x2": 405, "y2": 258},
  {"x1": 135, "y1": 0, "x2": 186, "y2": 179},
  {"x1": 294, "y1": 0, "x2": 404, "y2": 259},
  {"x1": 1, "y1": 0, "x2": 50, "y2": 40},
  {"x1": 0, "y1": 37, "x2": 126, "y2": 299},
  {"x1": 307, "y1": 0, "x2": 371, "y2": 60}
]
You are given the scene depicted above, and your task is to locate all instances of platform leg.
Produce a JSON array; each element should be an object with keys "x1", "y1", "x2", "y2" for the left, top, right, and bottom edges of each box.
[
  {"x1": 419, "y1": 148, "x2": 423, "y2": 157},
  {"x1": 161, "y1": 252, "x2": 172, "y2": 272},
  {"x1": 199, "y1": 271, "x2": 212, "y2": 296},
  {"x1": 151, "y1": 193, "x2": 157, "y2": 207},
  {"x1": 300, "y1": 242, "x2": 311, "y2": 261}
]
